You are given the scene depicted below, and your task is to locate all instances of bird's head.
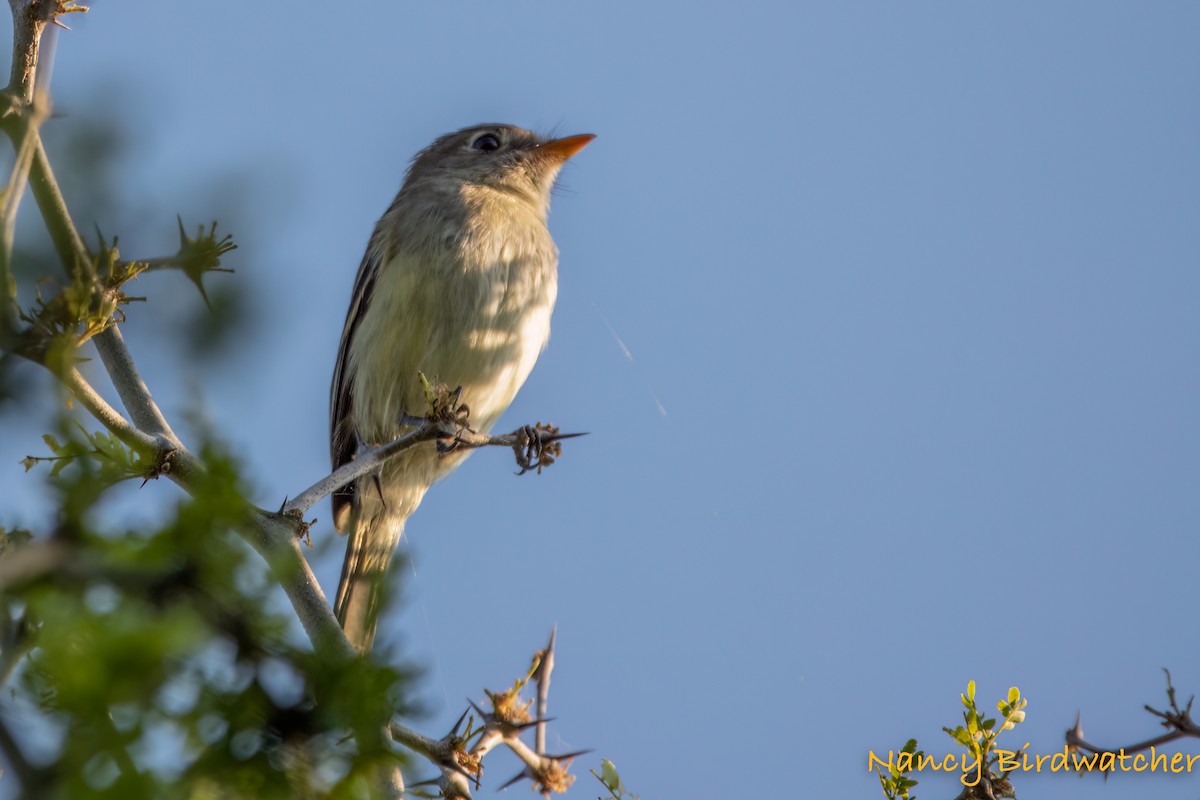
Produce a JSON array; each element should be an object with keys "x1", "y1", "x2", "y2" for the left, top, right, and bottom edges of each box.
[{"x1": 406, "y1": 124, "x2": 595, "y2": 212}]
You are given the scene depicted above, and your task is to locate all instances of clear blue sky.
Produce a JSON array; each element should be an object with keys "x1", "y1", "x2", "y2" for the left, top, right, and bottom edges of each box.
[{"x1": 2, "y1": 2, "x2": 1199, "y2": 798}]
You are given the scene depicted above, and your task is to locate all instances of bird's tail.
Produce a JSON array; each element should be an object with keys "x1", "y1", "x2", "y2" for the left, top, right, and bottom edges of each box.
[{"x1": 334, "y1": 510, "x2": 405, "y2": 652}]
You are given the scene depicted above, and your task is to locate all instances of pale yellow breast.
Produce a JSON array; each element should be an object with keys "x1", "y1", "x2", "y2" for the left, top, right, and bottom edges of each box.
[{"x1": 348, "y1": 193, "x2": 558, "y2": 454}]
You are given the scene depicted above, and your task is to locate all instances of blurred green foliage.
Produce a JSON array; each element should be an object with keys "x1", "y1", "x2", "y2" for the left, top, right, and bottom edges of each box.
[
  {"x1": 0, "y1": 35, "x2": 425, "y2": 795},
  {"x1": 2, "y1": 425, "x2": 417, "y2": 799}
]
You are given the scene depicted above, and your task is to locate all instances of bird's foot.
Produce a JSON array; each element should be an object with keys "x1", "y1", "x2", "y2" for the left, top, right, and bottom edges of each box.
[{"x1": 513, "y1": 422, "x2": 570, "y2": 475}]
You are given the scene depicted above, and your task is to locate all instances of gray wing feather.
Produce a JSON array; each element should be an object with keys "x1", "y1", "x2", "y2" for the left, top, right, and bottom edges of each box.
[{"x1": 329, "y1": 244, "x2": 381, "y2": 531}]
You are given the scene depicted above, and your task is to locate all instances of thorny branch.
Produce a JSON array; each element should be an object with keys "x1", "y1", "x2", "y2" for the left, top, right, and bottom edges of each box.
[
  {"x1": 1068, "y1": 669, "x2": 1200, "y2": 763},
  {"x1": 283, "y1": 411, "x2": 584, "y2": 518},
  {"x1": 398, "y1": 630, "x2": 587, "y2": 799}
]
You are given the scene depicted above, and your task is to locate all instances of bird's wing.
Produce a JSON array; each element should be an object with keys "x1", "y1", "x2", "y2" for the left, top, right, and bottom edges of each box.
[{"x1": 329, "y1": 242, "x2": 381, "y2": 532}]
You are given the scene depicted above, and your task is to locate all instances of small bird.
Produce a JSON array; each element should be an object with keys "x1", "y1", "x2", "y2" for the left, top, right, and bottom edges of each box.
[{"x1": 330, "y1": 124, "x2": 594, "y2": 651}]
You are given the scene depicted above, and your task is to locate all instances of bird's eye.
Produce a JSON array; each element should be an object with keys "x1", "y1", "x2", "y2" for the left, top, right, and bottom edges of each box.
[{"x1": 471, "y1": 133, "x2": 502, "y2": 152}]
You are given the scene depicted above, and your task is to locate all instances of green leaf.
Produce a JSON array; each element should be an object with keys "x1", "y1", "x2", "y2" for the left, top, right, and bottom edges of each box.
[
  {"x1": 946, "y1": 726, "x2": 972, "y2": 747},
  {"x1": 600, "y1": 759, "x2": 623, "y2": 791}
]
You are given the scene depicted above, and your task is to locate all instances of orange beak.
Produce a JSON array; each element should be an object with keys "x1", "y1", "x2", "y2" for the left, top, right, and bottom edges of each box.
[{"x1": 537, "y1": 133, "x2": 596, "y2": 162}]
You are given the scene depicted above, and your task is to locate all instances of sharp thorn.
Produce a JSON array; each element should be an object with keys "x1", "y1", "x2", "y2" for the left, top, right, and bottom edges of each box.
[
  {"x1": 447, "y1": 707, "x2": 470, "y2": 737},
  {"x1": 547, "y1": 748, "x2": 594, "y2": 762},
  {"x1": 516, "y1": 717, "x2": 555, "y2": 731},
  {"x1": 497, "y1": 768, "x2": 529, "y2": 791}
]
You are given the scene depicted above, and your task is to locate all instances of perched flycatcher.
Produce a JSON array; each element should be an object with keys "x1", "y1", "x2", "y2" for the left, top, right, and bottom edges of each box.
[{"x1": 329, "y1": 124, "x2": 594, "y2": 650}]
